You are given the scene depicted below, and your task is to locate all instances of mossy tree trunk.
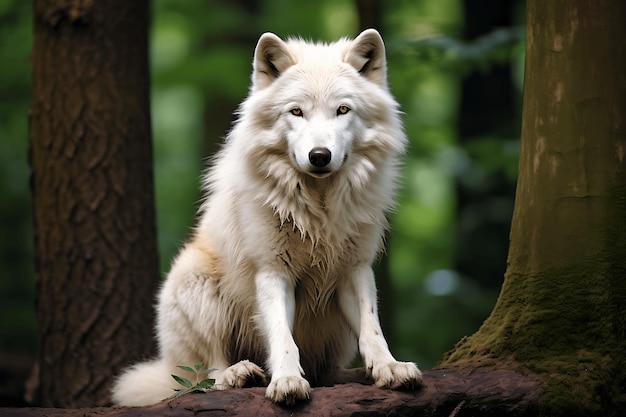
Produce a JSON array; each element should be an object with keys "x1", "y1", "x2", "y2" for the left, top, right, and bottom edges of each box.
[
  {"x1": 29, "y1": 0, "x2": 158, "y2": 407},
  {"x1": 439, "y1": 1, "x2": 626, "y2": 415}
]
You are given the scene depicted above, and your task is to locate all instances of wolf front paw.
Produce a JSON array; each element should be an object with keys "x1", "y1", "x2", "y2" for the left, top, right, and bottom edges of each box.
[
  {"x1": 217, "y1": 360, "x2": 268, "y2": 389},
  {"x1": 265, "y1": 375, "x2": 311, "y2": 405},
  {"x1": 371, "y1": 361, "x2": 423, "y2": 390}
]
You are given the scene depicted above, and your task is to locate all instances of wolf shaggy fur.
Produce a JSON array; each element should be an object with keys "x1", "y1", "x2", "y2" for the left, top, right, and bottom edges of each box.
[{"x1": 111, "y1": 29, "x2": 422, "y2": 406}]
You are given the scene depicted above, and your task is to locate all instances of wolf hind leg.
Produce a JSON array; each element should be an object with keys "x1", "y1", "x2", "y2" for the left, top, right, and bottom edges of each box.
[{"x1": 214, "y1": 359, "x2": 268, "y2": 389}]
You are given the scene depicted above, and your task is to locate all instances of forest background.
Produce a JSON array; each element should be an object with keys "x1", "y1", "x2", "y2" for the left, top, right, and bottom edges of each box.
[{"x1": 0, "y1": 0, "x2": 524, "y2": 405}]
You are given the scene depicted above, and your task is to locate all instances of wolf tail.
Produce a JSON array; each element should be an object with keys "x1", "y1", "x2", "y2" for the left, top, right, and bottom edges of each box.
[{"x1": 111, "y1": 359, "x2": 179, "y2": 407}]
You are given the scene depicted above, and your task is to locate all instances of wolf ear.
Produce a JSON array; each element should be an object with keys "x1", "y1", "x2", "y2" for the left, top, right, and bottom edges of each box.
[
  {"x1": 344, "y1": 29, "x2": 387, "y2": 88},
  {"x1": 253, "y1": 32, "x2": 295, "y2": 91}
]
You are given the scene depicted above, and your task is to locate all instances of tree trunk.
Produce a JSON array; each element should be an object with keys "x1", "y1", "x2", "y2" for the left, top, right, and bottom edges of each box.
[
  {"x1": 355, "y1": 0, "x2": 383, "y2": 33},
  {"x1": 200, "y1": 0, "x2": 260, "y2": 159},
  {"x1": 353, "y1": 0, "x2": 398, "y2": 348},
  {"x1": 29, "y1": 0, "x2": 158, "y2": 407},
  {"x1": 439, "y1": 1, "x2": 626, "y2": 415},
  {"x1": 456, "y1": 0, "x2": 516, "y2": 291}
]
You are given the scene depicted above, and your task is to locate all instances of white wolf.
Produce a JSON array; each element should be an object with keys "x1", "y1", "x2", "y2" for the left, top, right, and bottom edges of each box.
[{"x1": 112, "y1": 28, "x2": 422, "y2": 407}]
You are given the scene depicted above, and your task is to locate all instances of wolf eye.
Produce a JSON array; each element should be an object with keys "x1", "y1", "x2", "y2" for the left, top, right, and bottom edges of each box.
[
  {"x1": 290, "y1": 107, "x2": 303, "y2": 117},
  {"x1": 337, "y1": 105, "x2": 351, "y2": 116}
]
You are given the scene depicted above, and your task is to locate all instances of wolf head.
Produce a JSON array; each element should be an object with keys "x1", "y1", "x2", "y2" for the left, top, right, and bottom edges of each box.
[
  {"x1": 243, "y1": 29, "x2": 402, "y2": 180},
  {"x1": 213, "y1": 30, "x2": 406, "y2": 240}
]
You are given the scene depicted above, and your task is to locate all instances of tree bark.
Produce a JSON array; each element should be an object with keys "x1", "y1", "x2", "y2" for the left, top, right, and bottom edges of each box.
[
  {"x1": 439, "y1": 1, "x2": 626, "y2": 415},
  {"x1": 29, "y1": 0, "x2": 158, "y2": 407},
  {"x1": 0, "y1": 368, "x2": 543, "y2": 416}
]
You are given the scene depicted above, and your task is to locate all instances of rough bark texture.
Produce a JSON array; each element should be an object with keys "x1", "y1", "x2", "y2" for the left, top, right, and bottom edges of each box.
[
  {"x1": 439, "y1": 1, "x2": 626, "y2": 415},
  {"x1": 29, "y1": 0, "x2": 158, "y2": 407},
  {"x1": 0, "y1": 368, "x2": 543, "y2": 416}
]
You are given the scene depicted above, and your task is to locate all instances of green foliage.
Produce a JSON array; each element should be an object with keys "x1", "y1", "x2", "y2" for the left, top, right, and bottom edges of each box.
[
  {"x1": 170, "y1": 362, "x2": 216, "y2": 399},
  {"x1": 381, "y1": 3, "x2": 525, "y2": 367},
  {"x1": 0, "y1": 0, "x2": 524, "y2": 375},
  {"x1": 0, "y1": 1, "x2": 35, "y2": 354},
  {"x1": 391, "y1": 27, "x2": 525, "y2": 75}
]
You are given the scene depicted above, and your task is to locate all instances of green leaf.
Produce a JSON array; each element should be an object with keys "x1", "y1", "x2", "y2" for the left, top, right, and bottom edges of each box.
[
  {"x1": 193, "y1": 362, "x2": 204, "y2": 372},
  {"x1": 171, "y1": 374, "x2": 193, "y2": 388},
  {"x1": 177, "y1": 365, "x2": 195, "y2": 374},
  {"x1": 169, "y1": 388, "x2": 192, "y2": 399},
  {"x1": 199, "y1": 368, "x2": 217, "y2": 375},
  {"x1": 196, "y1": 378, "x2": 215, "y2": 389}
]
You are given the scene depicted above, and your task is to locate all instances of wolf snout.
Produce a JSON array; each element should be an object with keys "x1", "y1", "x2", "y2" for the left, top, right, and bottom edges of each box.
[{"x1": 309, "y1": 147, "x2": 332, "y2": 168}]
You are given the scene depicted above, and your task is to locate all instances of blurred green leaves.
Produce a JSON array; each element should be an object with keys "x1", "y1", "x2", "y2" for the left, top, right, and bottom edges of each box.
[
  {"x1": 392, "y1": 27, "x2": 525, "y2": 75},
  {"x1": 0, "y1": 0, "x2": 524, "y2": 371},
  {"x1": 0, "y1": 1, "x2": 35, "y2": 354}
]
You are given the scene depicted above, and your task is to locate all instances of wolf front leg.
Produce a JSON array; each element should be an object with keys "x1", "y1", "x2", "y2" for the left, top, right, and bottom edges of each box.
[
  {"x1": 255, "y1": 271, "x2": 311, "y2": 404},
  {"x1": 339, "y1": 264, "x2": 423, "y2": 389}
]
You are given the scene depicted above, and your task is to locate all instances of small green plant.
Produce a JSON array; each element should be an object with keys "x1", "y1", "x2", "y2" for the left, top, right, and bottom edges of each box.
[{"x1": 170, "y1": 362, "x2": 216, "y2": 399}]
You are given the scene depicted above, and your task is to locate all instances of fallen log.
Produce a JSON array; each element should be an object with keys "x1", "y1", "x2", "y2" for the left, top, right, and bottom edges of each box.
[{"x1": 0, "y1": 367, "x2": 543, "y2": 416}]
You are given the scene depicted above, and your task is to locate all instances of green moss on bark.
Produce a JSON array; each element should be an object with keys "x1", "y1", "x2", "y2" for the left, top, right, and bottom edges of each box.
[{"x1": 440, "y1": 260, "x2": 625, "y2": 415}]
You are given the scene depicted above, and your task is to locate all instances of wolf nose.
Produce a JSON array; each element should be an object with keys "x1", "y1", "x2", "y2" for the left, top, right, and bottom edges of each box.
[{"x1": 309, "y1": 147, "x2": 332, "y2": 168}]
